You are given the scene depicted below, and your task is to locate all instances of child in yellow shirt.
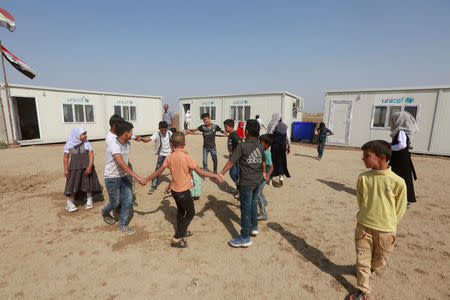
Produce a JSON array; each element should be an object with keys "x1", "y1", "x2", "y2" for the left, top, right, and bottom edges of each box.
[{"x1": 350, "y1": 140, "x2": 407, "y2": 300}]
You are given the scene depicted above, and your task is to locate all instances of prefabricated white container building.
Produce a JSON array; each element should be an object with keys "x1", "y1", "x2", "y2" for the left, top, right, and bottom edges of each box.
[
  {"x1": 178, "y1": 92, "x2": 303, "y2": 134},
  {"x1": 323, "y1": 86, "x2": 450, "y2": 156},
  {"x1": 0, "y1": 84, "x2": 162, "y2": 145}
]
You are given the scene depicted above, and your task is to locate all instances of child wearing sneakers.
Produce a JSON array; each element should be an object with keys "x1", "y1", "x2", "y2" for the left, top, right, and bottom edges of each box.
[
  {"x1": 63, "y1": 127, "x2": 102, "y2": 212},
  {"x1": 219, "y1": 120, "x2": 266, "y2": 248},
  {"x1": 223, "y1": 119, "x2": 241, "y2": 191},
  {"x1": 257, "y1": 134, "x2": 274, "y2": 220},
  {"x1": 143, "y1": 132, "x2": 223, "y2": 248},
  {"x1": 349, "y1": 140, "x2": 407, "y2": 300},
  {"x1": 101, "y1": 121, "x2": 145, "y2": 235},
  {"x1": 141, "y1": 121, "x2": 173, "y2": 192}
]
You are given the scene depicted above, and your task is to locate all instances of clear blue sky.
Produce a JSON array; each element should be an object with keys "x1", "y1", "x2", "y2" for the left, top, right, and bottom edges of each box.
[{"x1": 2, "y1": 0, "x2": 450, "y2": 112}]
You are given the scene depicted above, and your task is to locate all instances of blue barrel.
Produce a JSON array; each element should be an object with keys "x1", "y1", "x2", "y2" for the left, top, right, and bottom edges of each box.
[{"x1": 292, "y1": 122, "x2": 316, "y2": 140}]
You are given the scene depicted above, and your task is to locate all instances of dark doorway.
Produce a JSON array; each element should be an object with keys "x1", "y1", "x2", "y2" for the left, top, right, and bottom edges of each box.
[
  {"x1": 183, "y1": 103, "x2": 191, "y2": 130},
  {"x1": 13, "y1": 97, "x2": 40, "y2": 140}
]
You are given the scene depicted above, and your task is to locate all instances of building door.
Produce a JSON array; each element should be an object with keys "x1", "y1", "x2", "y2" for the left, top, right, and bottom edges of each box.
[
  {"x1": 328, "y1": 100, "x2": 352, "y2": 144},
  {"x1": 12, "y1": 97, "x2": 41, "y2": 140}
]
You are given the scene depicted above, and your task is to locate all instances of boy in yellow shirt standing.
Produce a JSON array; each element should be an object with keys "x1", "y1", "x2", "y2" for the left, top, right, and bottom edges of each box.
[{"x1": 350, "y1": 140, "x2": 407, "y2": 300}]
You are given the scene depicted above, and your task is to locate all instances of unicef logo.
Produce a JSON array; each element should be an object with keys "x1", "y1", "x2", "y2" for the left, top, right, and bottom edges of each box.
[{"x1": 405, "y1": 97, "x2": 414, "y2": 103}]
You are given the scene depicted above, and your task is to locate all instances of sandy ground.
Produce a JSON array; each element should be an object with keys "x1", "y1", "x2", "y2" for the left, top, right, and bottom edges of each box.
[{"x1": 0, "y1": 134, "x2": 449, "y2": 299}]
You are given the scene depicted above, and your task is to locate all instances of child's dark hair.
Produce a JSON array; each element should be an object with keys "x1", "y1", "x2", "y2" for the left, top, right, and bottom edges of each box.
[
  {"x1": 115, "y1": 121, "x2": 134, "y2": 137},
  {"x1": 109, "y1": 114, "x2": 124, "y2": 127},
  {"x1": 245, "y1": 119, "x2": 260, "y2": 138},
  {"x1": 171, "y1": 132, "x2": 185, "y2": 147},
  {"x1": 223, "y1": 119, "x2": 234, "y2": 128},
  {"x1": 170, "y1": 128, "x2": 177, "y2": 134},
  {"x1": 159, "y1": 121, "x2": 169, "y2": 129},
  {"x1": 255, "y1": 115, "x2": 260, "y2": 119},
  {"x1": 319, "y1": 122, "x2": 325, "y2": 128},
  {"x1": 201, "y1": 113, "x2": 210, "y2": 119},
  {"x1": 361, "y1": 140, "x2": 392, "y2": 161},
  {"x1": 259, "y1": 134, "x2": 273, "y2": 146}
]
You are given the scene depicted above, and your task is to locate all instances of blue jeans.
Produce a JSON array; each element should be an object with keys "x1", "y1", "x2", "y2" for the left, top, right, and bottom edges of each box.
[
  {"x1": 152, "y1": 155, "x2": 167, "y2": 188},
  {"x1": 203, "y1": 147, "x2": 218, "y2": 173},
  {"x1": 229, "y1": 162, "x2": 240, "y2": 189},
  {"x1": 257, "y1": 181, "x2": 268, "y2": 218},
  {"x1": 317, "y1": 139, "x2": 326, "y2": 158},
  {"x1": 239, "y1": 183, "x2": 260, "y2": 238},
  {"x1": 102, "y1": 175, "x2": 133, "y2": 227}
]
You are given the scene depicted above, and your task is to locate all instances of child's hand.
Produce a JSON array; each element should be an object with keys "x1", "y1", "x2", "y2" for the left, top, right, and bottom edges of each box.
[
  {"x1": 287, "y1": 147, "x2": 291, "y2": 155},
  {"x1": 135, "y1": 136, "x2": 142, "y2": 142},
  {"x1": 64, "y1": 170, "x2": 69, "y2": 178},
  {"x1": 263, "y1": 173, "x2": 268, "y2": 181},
  {"x1": 85, "y1": 166, "x2": 92, "y2": 175},
  {"x1": 137, "y1": 177, "x2": 146, "y2": 186},
  {"x1": 216, "y1": 174, "x2": 225, "y2": 183},
  {"x1": 164, "y1": 185, "x2": 171, "y2": 195},
  {"x1": 183, "y1": 130, "x2": 190, "y2": 135}
]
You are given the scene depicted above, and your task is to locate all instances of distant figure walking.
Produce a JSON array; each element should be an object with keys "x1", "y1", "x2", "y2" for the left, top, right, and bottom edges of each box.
[
  {"x1": 267, "y1": 113, "x2": 290, "y2": 186},
  {"x1": 389, "y1": 111, "x2": 418, "y2": 204},
  {"x1": 256, "y1": 115, "x2": 267, "y2": 131},
  {"x1": 237, "y1": 121, "x2": 245, "y2": 139},
  {"x1": 316, "y1": 122, "x2": 333, "y2": 160},
  {"x1": 163, "y1": 104, "x2": 175, "y2": 129}
]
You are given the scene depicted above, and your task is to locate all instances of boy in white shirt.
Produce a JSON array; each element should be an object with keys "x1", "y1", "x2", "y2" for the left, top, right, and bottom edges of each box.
[
  {"x1": 101, "y1": 121, "x2": 144, "y2": 235},
  {"x1": 141, "y1": 121, "x2": 172, "y2": 192}
]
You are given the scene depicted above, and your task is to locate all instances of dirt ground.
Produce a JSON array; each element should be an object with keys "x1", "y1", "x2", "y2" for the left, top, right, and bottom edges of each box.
[{"x1": 0, "y1": 134, "x2": 449, "y2": 299}]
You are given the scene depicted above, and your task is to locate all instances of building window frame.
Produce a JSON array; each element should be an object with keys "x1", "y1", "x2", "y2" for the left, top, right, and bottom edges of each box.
[
  {"x1": 199, "y1": 106, "x2": 216, "y2": 120},
  {"x1": 230, "y1": 105, "x2": 251, "y2": 121},
  {"x1": 62, "y1": 103, "x2": 96, "y2": 124},
  {"x1": 114, "y1": 105, "x2": 137, "y2": 122},
  {"x1": 370, "y1": 104, "x2": 420, "y2": 129}
]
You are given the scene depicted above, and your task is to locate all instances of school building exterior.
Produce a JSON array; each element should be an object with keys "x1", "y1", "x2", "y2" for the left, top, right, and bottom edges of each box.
[
  {"x1": 323, "y1": 86, "x2": 450, "y2": 156},
  {"x1": 0, "y1": 84, "x2": 162, "y2": 145},
  {"x1": 178, "y1": 92, "x2": 304, "y2": 133}
]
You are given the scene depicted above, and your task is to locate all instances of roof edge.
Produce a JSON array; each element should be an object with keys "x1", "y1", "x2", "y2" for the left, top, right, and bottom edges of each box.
[
  {"x1": 1, "y1": 83, "x2": 162, "y2": 99},
  {"x1": 325, "y1": 85, "x2": 450, "y2": 94},
  {"x1": 179, "y1": 91, "x2": 302, "y2": 100}
]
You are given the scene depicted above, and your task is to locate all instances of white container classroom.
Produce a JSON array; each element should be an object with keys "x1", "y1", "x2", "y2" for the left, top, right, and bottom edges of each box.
[
  {"x1": 178, "y1": 92, "x2": 303, "y2": 134},
  {"x1": 323, "y1": 85, "x2": 450, "y2": 156},
  {"x1": 0, "y1": 84, "x2": 162, "y2": 145}
]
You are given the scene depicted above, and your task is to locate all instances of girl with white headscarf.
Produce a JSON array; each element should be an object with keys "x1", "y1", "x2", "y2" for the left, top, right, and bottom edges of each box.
[
  {"x1": 267, "y1": 112, "x2": 291, "y2": 186},
  {"x1": 389, "y1": 111, "x2": 418, "y2": 204},
  {"x1": 63, "y1": 127, "x2": 102, "y2": 212},
  {"x1": 185, "y1": 110, "x2": 191, "y2": 130}
]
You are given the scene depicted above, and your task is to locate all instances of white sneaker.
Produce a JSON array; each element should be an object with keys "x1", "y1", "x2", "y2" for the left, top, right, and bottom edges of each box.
[
  {"x1": 86, "y1": 199, "x2": 94, "y2": 210},
  {"x1": 66, "y1": 201, "x2": 78, "y2": 212},
  {"x1": 267, "y1": 180, "x2": 272, "y2": 186}
]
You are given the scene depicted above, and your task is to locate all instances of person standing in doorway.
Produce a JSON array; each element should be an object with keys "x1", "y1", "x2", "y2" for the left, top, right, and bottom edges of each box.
[
  {"x1": 163, "y1": 104, "x2": 175, "y2": 129},
  {"x1": 389, "y1": 111, "x2": 418, "y2": 205},
  {"x1": 185, "y1": 110, "x2": 191, "y2": 130},
  {"x1": 267, "y1": 112, "x2": 291, "y2": 186}
]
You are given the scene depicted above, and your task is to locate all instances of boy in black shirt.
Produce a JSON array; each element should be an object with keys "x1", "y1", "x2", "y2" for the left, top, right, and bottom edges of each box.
[
  {"x1": 185, "y1": 113, "x2": 226, "y2": 173},
  {"x1": 223, "y1": 119, "x2": 241, "y2": 191},
  {"x1": 219, "y1": 120, "x2": 266, "y2": 247}
]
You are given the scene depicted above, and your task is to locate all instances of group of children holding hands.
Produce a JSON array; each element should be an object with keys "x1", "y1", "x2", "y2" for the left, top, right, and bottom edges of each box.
[{"x1": 62, "y1": 112, "x2": 408, "y2": 299}]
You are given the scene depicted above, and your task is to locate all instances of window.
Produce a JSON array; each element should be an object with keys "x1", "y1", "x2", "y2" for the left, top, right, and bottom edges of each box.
[
  {"x1": 85, "y1": 105, "x2": 94, "y2": 122},
  {"x1": 114, "y1": 105, "x2": 136, "y2": 121},
  {"x1": 371, "y1": 105, "x2": 419, "y2": 128},
  {"x1": 74, "y1": 104, "x2": 85, "y2": 122},
  {"x1": 230, "y1": 105, "x2": 251, "y2": 121},
  {"x1": 62, "y1": 103, "x2": 95, "y2": 123},
  {"x1": 199, "y1": 106, "x2": 216, "y2": 120},
  {"x1": 292, "y1": 99, "x2": 301, "y2": 119},
  {"x1": 63, "y1": 104, "x2": 74, "y2": 122}
]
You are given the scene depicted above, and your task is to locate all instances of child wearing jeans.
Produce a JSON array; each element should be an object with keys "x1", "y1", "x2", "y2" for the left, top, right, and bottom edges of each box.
[
  {"x1": 316, "y1": 122, "x2": 333, "y2": 160},
  {"x1": 257, "y1": 134, "x2": 274, "y2": 220},
  {"x1": 141, "y1": 121, "x2": 173, "y2": 192},
  {"x1": 185, "y1": 113, "x2": 226, "y2": 173},
  {"x1": 219, "y1": 120, "x2": 266, "y2": 248},
  {"x1": 144, "y1": 132, "x2": 223, "y2": 248},
  {"x1": 223, "y1": 119, "x2": 241, "y2": 192},
  {"x1": 350, "y1": 140, "x2": 407, "y2": 300}
]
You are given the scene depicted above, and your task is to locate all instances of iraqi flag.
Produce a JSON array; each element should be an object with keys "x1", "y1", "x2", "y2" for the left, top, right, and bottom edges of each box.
[
  {"x1": 0, "y1": 8, "x2": 15, "y2": 32},
  {"x1": 1, "y1": 46, "x2": 37, "y2": 79}
]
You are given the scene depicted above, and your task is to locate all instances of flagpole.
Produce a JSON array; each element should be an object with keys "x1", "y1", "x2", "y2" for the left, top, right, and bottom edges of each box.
[
  {"x1": 0, "y1": 41, "x2": 9, "y2": 143},
  {"x1": 0, "y1": 40, "x2": 16, "y2": 144}
]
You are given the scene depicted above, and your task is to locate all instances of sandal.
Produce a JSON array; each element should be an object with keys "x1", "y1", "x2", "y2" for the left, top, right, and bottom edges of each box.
[
  {"x1": 170, "y1": 238, "x2": 188, "y2": 248},
  {"x1": 184, "y1": 231, "x2": 193, "y2": 237}
]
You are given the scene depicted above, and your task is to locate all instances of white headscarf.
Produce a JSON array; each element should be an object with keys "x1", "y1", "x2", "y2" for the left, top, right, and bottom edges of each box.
[
  {"x1": 390, "y1": 111, "x2": 418, "y2": 142},
  {"x1": 185, "y1": 110, "x2": 191, "y2": 119},
  {"x1": 64, "y1": 127, "x2": 93, "y2": 153},
  {"x1": 267, "y1": 112, "x2": 282, "y2": 134}
]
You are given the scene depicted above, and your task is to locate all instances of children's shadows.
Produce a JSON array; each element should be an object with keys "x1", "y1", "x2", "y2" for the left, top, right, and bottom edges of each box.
[
  {"x1": 134, "y1": 199, "x2": 177, "y2": 231},
  {"x1": 267, "y1": 222, "x2": 356, "y2": 295},
  {"x1": 294, "y1": 153, "x2": 317, "y2": 159},
  {"x1": 316, "y1": 179, "x2": 357, "y2": 196},
  {"x1": 209, "y1": 177, "x2": 236, "y2": 195},
  {"x1": 196, "y1": 195, "x2": 240, "y2": 238}
]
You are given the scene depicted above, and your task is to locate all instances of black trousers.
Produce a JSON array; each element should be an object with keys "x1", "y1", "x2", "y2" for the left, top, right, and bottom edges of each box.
[{"x1": 171, "y1": 190, "x2": 195, "y2": 238}]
